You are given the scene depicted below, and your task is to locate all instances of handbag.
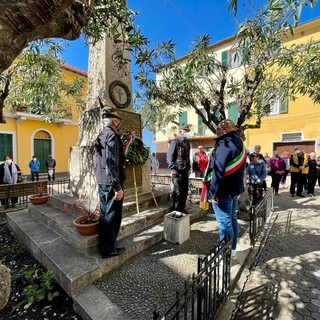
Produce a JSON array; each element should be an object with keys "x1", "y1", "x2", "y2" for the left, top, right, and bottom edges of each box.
[
  {"x1": 267, "y1": 170, "x2": 273, "y2": 176},
  {"x1": 17, "y1": 175, "x2": 24, "y2": 183}
]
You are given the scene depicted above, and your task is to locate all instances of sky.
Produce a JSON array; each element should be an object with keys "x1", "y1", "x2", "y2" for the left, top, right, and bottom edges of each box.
[{"x1": 62, "y1": 1, "x2": 320, "y2": 152}]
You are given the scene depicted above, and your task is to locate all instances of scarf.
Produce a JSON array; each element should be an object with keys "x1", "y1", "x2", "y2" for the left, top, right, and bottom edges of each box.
[{"x1": 4, "y1": 162, "x2": 18, "y2": 184}]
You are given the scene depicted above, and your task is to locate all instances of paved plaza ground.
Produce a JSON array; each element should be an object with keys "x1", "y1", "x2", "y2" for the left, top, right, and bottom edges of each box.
[{"x1": 228, "y1": 176, "x2": 320, "y2": 320}]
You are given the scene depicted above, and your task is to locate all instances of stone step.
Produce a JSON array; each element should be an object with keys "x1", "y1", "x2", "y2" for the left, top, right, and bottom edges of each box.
[
  {"x1": 48, "y1": 190, "x2": 170, "y2": 218},
  {"x1": 27, "y1": 201, "x2": 172, "y2": 254},
  {"x1": 6, "y1": 209, "x2": 166, "y2": 295}
]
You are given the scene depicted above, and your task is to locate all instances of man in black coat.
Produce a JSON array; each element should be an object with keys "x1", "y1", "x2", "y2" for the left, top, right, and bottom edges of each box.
[
  {"x1": 94, "y1": 104, "x2": 126, "y2": 259},
  {"x1": 167, "y1": 123, "x2": 191, "y2": 214}
]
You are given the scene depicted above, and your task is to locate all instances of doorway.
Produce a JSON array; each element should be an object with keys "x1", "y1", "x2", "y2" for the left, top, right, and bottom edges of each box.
[{"x1": 33, "y1": 131, "x2": 52, "y2": 173}]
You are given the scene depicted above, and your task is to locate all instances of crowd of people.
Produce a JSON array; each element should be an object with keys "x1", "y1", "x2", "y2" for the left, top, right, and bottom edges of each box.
[{"x1": 246, "y1": 145, "x2": 320, "y2": 200}]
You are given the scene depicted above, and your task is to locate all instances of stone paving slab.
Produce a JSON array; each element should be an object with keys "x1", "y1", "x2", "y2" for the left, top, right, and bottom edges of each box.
[
  {"x1": 231, "y1": 187, "x2": 320, "y2": 320},
  {"x1": 73, "y1": 211, "x2": 250, "y2": 320}
]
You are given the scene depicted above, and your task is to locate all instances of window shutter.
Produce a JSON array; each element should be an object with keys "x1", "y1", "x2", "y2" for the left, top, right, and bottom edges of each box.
[
  {"x1": 179, "y1": 111, "x2": 187, "y2": 124},
  {"x1": 198, "y1": 108, "x2": 204, "y2": 135},
  {"x1": 0, "y1": 133, "x2": 13, "y2": 157},
  {"x1": 279, "y1": 97, "x2": 288, "y2": 114},
  {"x1": 221, "y1": 51, "x2": 228, "y2": 67},
  {"x1": 227, "y1": 102, "x2": 238, "y2": 122}
]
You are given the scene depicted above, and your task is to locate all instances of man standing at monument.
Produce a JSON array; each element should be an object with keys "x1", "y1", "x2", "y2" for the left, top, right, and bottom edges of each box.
[
  {"x1": 167, "y1": 124, "x2": 191, "y2": 214},
  {"x1": 208, "y1": 119, "x2": 246, "y2": 259},
  {"x1": 94, "y1": 104, "x2": 127, "y2": 259}
]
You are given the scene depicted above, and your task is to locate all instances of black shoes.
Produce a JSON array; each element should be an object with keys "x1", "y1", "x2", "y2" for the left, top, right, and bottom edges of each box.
[
  {"x1": 101, "y1": 247, "x2": 126, "y2": 259},
  {"x1": 297, "y1": 194, "x2": 305, "y2": 198}
]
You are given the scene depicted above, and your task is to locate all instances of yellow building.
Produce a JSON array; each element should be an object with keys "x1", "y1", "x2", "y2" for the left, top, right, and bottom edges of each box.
[
  {"x1": 0, "y1": 64, "x2": 87, "y2": 176},
  {"x1": 155, "y1": 18, "x2": 320, "y2": 167}
]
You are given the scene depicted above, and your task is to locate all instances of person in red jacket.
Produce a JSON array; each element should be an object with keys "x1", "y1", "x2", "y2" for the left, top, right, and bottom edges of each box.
[{"x1": 192, "y1": 145, "x2": 208, "y2": 178}]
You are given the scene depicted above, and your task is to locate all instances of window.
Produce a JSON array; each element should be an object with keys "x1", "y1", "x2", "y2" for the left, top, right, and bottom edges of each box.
[
  {"x1": 221, "y1": 50, "x2": 242, "y2": 69},
  {"x1": 270, "y1": 97, "x2": 288, "y2": 115},
  {"x1": 221, "y1": 51, "x2": 228, "y2": 67},
  {"x1": 229, "y1": 50, "x2": 242, "y2": 68},
  {"x1": 0, "y1": 133, "x2": 13, "y2": 158},
  {"x1": 179, "y1": 111, "x2": 187, "y2": 125}
]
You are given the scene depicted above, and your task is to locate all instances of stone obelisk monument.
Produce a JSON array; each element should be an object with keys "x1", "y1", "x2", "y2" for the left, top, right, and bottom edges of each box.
[{"x1": 69, "y1": 35, "x2": 146, "y2": 201}]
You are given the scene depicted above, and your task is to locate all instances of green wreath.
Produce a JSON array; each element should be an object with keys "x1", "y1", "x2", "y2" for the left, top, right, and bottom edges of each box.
[{"x1": 121, "y1": 131, "x2": 149, "y2": 166}]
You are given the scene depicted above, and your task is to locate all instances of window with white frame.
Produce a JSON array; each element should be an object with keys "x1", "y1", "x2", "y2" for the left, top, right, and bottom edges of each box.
[
  {"x1": 269, "y1": 96, "x2": 288, "y2": 115},
  {"x1": 229, "y1": 50, "x2": 242, "y2": 68},
  {"x1": 269, "y1": 98, "x2": 280, "y2": 115}
]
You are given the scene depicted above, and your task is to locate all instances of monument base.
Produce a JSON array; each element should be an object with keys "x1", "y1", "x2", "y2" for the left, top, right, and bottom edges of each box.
[{"x1": 69, "y1": 146, "x2": 151, "y2": 202}]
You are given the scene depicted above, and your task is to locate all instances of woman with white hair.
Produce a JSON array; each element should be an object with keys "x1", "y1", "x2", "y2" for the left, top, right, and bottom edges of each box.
[
  {"x1": 0, "y1": 155, "x2": 22, "y2": 207},
  {"x1": 307, "y1": 152, "x2": 319, "y2": 197}
]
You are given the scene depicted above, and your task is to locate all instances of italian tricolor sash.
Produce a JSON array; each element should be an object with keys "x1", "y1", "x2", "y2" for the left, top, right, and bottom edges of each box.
[{"x1": 224, "y1": 145, "x2": 246, "y2": 177}]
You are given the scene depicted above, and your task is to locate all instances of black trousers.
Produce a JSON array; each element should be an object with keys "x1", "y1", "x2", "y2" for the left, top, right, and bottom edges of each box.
[
  {"x1": 307, "y1": 174, "x2": 317, "y2": 194},
  {"x1": 248, "y1": 183, "x2": 263, "y2": 205},
  {"x1": 171, "y1": 171, "x2": 189, "y2": 212},
  {"x1": 98, "y1": 184, "x2": 123, "y2": 255},
  {"x1": 290, "y1": 171, "x2": 303, "y2": 195}
]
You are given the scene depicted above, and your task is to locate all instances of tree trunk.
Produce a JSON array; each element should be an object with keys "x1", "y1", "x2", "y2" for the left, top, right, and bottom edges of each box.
[{"x1": 0, "y1": 0, "x2": 92, "y2": 74}]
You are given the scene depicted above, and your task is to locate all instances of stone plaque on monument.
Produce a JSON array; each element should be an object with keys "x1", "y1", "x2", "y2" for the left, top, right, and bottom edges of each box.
[{"x1": 117, "y1": 109, "x2": 143, "y2": 190}]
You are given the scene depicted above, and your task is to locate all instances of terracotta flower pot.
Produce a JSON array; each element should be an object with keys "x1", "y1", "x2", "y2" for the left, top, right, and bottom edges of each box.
[
  {"x1": 29, "y1": 194, "x2": 49, "y2": 205},
  {"x1": 73, "y1": 216, "x2": 99, "y2": 236}
]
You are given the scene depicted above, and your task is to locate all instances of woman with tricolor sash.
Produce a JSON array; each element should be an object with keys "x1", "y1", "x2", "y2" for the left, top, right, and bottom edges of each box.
[{"x1": 207, "y1": 119, "x2": 246, "y2": 260}]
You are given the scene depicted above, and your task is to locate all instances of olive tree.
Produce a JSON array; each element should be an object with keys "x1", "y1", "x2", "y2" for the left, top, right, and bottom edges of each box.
[{"x1": 134, "y1": 0, "x2": 320, "y2": 139}]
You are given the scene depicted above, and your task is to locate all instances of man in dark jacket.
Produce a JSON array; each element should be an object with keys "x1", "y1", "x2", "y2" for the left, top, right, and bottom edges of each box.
[
  {"x1": 167, "y1": 123, "x2": 191, "y2": 213},
  {"x1": 94, "y1": 103, "x2": 126, "y2": 259},
  {"x1": 45, "y1": 155, "x2": 56, "y2": 182},
  {"x1": 208, "y1": 119, "x2": 246, "y2": 259}
]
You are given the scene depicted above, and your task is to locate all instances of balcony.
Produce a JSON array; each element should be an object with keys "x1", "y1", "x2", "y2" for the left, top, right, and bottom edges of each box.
[{"x1": 5, "y1": 105, "x2": 74, "y2": 125}]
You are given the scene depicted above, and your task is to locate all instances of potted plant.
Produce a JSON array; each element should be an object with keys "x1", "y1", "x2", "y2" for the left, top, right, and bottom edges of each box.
[
  {"x1": 29, "y1": 183, "x2": 49, "y2": 205},
  {"x1": 62, "y1": 198, "x2": 100, "y2": 236}
]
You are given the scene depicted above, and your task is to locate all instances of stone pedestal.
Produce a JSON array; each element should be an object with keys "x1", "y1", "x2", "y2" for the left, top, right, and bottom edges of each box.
[
  {"x1": 69, "y1": 31, "x2": 146, "y2": 200},
  {"x1": 163, "y1": 211, "x2": 190, "y2": 245}
]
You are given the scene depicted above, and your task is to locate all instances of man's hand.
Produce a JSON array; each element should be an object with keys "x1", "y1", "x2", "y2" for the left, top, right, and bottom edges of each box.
[
  {"x1": 114, "y1": 189, "x2": 124, "y2": 201},
  {"x1": 212, "y1": 198, "x2": 219, "y2": 204},
  {"x1": 171, "y1": 169, "x2": 178, "y2": 176}
]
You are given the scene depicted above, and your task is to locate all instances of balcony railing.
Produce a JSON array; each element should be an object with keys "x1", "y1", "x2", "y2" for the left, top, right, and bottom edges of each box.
[{"x1": 10, "y1": 105, "x2": 73, "y2": 120}]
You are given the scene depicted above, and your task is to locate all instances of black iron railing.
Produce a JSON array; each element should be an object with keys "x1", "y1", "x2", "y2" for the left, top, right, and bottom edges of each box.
[
  {"x1": 249, "y1": 190, "x2": 273, "y2": 246},
  {"x1": 153, "y1": 239, "x2": 231, "y2": 320},
  {"x1": 151, "y1": 174, "x2": 203, "y2": 202}
]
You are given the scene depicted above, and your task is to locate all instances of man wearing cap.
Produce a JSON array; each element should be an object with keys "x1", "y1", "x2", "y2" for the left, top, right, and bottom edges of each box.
[
  {"x1": 94, "y1": 101, "x2": 127, "y2": 258},
  {"x1": 167, "y1": 123, "x2": 191, "y2": 214},
  {"x1": 207, "y1": 119, "x2": 246, "y2": 259}
]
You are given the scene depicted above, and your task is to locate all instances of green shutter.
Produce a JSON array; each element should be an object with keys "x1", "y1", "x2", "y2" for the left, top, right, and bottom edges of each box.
[
  {"x1": 179, "y1": 111, "x2": 187, "y2": 125},
  {"x1": 0, "y1": 133, "x2": 13, "y2": 157},
  {"x1": 227, "y1": 102, "x2": 238, "y2": 122},
  {"x1": 198, "y1": 108, "x2": 204, "y2": 135},
  {"x1": 279, "y1": 97, "x2": 288, "y2": 114},
  {"x1": 221, "y1": 51, "x2": 228, "y2": 67}
]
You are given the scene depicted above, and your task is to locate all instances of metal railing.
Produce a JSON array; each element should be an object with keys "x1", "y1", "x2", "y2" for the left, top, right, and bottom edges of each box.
[
  {"x1": 150, "y1": 174, "x2": 203, "y2": 202},
  {"x1": 249, "y1": 190, "x2": 273, "y2": 246},
  {"x1": 153, "y1": 239, "x2": 231, "y2": 320},
  {"x1": 0, "y1": 179, "x2": 70, "y2": 211}
]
